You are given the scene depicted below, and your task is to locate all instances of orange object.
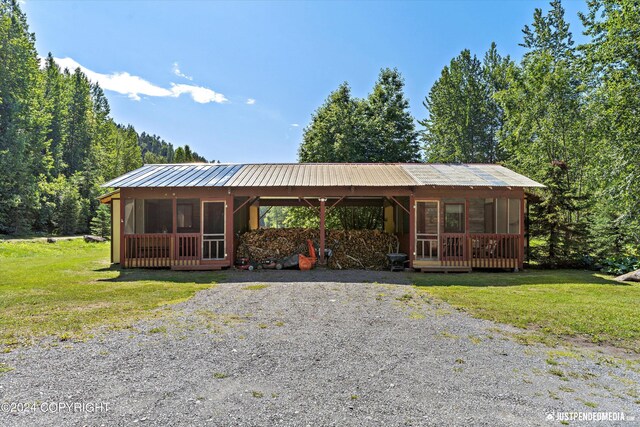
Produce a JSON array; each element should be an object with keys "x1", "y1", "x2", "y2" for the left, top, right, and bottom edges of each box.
[{"x1": 299, "y1": 240, "x2": 317, "y2": 271}]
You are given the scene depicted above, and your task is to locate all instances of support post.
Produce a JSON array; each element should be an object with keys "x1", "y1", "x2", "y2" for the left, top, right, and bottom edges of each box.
[
  {"x1": 409, "y1": 194, "x2": 415, "y2": 268},
  {"x1": 465, "y1": 198, "x2": 470, "y2": 266},
  {"x1": 520, "y1": 193, "x2": 526, "y2": 270},
  {"x1": 226, "y1": 195, "x2": 234, "y2": 266},
  {"x1": 172, "y1": 197, "x2": 177, "y2": 265},
  {"x1": 319, "y1": 198, "x2": 326, "y2": 264},
  {"x1": 120, "y1": 189, "x2": 125, "y2": 268}
]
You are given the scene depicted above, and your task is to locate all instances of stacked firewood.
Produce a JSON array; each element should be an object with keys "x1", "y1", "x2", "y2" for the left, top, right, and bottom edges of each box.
[{"x1": 236, "y1": 228, "x2": 399, "y2": 270}]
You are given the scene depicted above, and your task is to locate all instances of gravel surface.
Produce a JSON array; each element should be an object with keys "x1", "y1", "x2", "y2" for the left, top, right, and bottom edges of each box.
[{"x1": 0, "y1": 270, "x2": 638, "y2": 426}]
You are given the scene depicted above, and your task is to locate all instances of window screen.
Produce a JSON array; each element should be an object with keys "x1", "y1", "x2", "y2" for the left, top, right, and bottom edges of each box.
[{"x1": 444, "y1": 204, "x2": 465, "y2": 233}]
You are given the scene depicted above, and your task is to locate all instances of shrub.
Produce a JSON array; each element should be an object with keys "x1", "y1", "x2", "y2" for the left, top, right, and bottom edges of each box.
[{"x1": 600, "y1": 256, "x2": 640, "y2": 276}]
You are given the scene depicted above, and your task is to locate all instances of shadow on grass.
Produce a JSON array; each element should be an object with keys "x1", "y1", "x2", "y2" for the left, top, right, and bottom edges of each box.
[
  {"x1": 94, "y1": 266, "x2": 628, "y2": 288},
  {"x1": 96, "y1": 267, "x2": 415, "y2": 285},
  {"x1": 411, "y1": 269, "x2": 627, "y2": 288},
  {"x1": 96, "y1": 267, "x2": 224, "y2": 284}
]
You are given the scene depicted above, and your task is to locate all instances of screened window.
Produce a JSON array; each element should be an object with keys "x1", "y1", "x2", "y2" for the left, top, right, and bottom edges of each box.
[
  {"x1": 508, "y1": 199, "x2": 520, "y2": 234},
  {"x1": 123, "y1": 199, "x2": 172, "y2": 234},
  {"x1": 177, "y1": 199, "x2": 200, "y2": 233},
  {"x1": 444, "y1": 204, "x2": 465, "y2": 233},
  {"x1": 496, "y1": 199, "x2": 508, "y2": 233}
]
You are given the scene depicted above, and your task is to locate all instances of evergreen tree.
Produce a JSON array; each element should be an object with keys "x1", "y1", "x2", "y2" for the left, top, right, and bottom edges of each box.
[
  {"x1": 421, "y1": 46, "x2": 510, "y2": 163},
  {"x1": 498, "y1": 0, "x2": 593, "y2": 264},
  {"x1": 90, "y1": 203, "x2": 111, "y2": 238},
  {"x1": 43, "y1": 52, "x2": 69, "y2": 177},
  {"x1": 365, "y1": 68, "x2": 421, "y2": 162},
  {"x1": 0, "y1": 0, "x2": 51, "y2": 233},
  {"x1": 580, "y1": 0, "x2": 640, "y2": 253},
  {"x1": 64, "y1": 68, "x2": 93, "y2": 175},
  {"x1": 174, "y1": 147, "x2": 186, "y2": 163},
  {"x1": 56, "y1": 176, "x2": 81, "y2": 235}
]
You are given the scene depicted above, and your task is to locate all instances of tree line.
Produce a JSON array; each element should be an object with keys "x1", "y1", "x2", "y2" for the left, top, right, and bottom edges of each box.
[
  {"x1": 298, "y1": 0, "x2": 639, "y2": 266},
  {"x1": 0, "y1": 0, "x2": 208, "y2": 236}
]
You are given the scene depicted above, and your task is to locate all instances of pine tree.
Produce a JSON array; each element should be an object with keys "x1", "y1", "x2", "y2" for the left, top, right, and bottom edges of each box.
[
  {"x1": 498, "y1": 0, "x2": 593, "y2": 264},
  {"x1": 90, "y1": 204, "x2": 111, "y2": 238},
  {"x1": 365, "y1": 68, "x2": 420, "y2": 162},
  {"x1": 0, "y1": 0, "x2": 52, "y2": 233},
  {"x1": 64, "y1": 68, "x2": 93, "y2": 175},
  {"x1": 421, "y1": 47, "x2": 509, "y2": 163}
]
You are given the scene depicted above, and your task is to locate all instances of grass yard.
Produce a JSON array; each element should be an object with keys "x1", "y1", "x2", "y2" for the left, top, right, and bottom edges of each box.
[
  {"x1": 0, "y1": 239, "x2": 217, "y2": 350},
  {"x1": 413, "y1": 270, "x2": 640, "y2": 353}
]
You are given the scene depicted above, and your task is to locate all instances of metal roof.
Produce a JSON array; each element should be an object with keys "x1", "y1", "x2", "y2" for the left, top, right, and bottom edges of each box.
[
  {"x1": 225, "y1": 163, "x2": 416, "y2": 187},
  {"x1": 102, "y1": 163, "x2": 544, "y2": 188},
  {"x1": 402, "y1": 164, "x2": 545, "y2": 187}
]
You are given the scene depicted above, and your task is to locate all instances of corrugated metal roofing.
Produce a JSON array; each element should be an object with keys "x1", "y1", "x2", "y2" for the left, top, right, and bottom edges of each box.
[
  {"x1": 402, "y1": 164, "x2": 544, "y2": 187},
  {"x1": 101, "y1": 163, "x2": 544, "y2": 188},
  {"x1": 225, "y1": 164, "x2": 416, "y2": 187}
]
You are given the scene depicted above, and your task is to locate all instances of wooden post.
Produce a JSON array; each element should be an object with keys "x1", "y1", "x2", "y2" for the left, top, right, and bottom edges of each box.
[
  {"x1": 465, "y1": 198, "x2": 470, "y2": 267},
  {"x1": 172, "y1": 197, "x2": 177, "y2": 266},
  {"x1": 120, "y1": 189, "x2": 125, "y2": 268},
  {"x1": 319, "y1": 198, "x2": 326, "y2": 264},
  {"x1": 226, "y1": 195, "x2": 234, "y2": 266},
  {"x1": 520, "y1": 193, "x2": 525, "y2": 270},
  {"x1": 409, "y1": 195, "x2": 415, "y2": 268}
]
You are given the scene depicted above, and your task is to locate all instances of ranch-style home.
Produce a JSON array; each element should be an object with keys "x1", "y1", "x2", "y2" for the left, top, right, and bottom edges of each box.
[{"x1": 99, "y1": 163, "x2": 543, "y2": 272}]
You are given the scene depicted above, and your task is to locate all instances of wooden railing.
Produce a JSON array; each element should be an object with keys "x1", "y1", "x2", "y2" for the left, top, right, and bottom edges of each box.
[
  {"x1": 469, "y1": 234, "x2": 520, "y2": 269},
  {"x1": 441, "y1": 233, "x2": 466, "y2": 267},
  {"x1": 438, "y1": 233, "x2": 521, "y2": 269},
  {"x1": 175, "y1": 233, "x2": 200, "y2": 267},
  {"x1": 124, "y1": 234, "x2": 172, "y2": 268},
  {"x1": 123, "y1": 233, "x2": 203, "y2": 268}
]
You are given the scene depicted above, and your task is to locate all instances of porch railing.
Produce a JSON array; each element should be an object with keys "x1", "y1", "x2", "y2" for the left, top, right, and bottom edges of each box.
[
  {"x1": 175, "y1": 233, "x2": 200, "y2": 266},
  {"x1": 124, "y1": 234, "x2": 172, "y2": 268},
  {"x1": 470, "y1": 234, "x2": 520, "y2": 269},
  {"x1": 441, "y1": 233, "x2": 466, "y2": 267},
  {"x1": 123, "y1": 233, "x2": 203, "y2": 268},
  {"x1": 438, "y1": 233, "x2": 521, "y2": 269}
]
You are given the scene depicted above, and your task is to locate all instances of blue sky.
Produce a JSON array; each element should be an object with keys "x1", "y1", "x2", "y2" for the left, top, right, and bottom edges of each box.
[{"x1": 23, "y1": 0, "x2": 588, "y2": 163}]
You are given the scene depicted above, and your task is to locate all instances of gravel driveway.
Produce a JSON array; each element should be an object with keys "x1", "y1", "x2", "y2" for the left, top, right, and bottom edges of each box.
[{"x1": 1, "y1": 270, "x2": 638, "y2": 426}]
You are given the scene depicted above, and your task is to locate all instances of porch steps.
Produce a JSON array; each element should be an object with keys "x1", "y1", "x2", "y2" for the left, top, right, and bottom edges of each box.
[{"x1": 416, "y1": 266, "x2": 472, "y2": 273}]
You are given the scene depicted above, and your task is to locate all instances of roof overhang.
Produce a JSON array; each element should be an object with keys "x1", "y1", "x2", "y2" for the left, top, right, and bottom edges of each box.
[{"x1": 97, "y1": 189, "x2": 120, "y2": 204}]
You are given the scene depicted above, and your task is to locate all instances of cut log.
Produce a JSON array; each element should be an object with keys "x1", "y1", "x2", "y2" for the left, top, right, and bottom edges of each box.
[
  {"x1": 615, "y1": 269, "x2": 640, "y2": 283},
  {"x1": 84, "y1": 235, "x2": 106, "y2": 243},
  {"x1": 236, "y1": 228, "x2": 398, "y2": 270}
]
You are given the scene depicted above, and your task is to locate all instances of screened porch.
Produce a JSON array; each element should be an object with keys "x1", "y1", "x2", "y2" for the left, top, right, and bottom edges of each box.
[{"x1": 414, "y1": 197, "x2": 524, "y2": 271}]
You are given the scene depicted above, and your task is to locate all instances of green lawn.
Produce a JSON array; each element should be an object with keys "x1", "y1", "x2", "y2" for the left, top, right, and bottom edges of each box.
[
  {"x1": 413, "y1": 270, "x2": 640, "y2": 353},
  {"x1": 0, "y1": 239, "x2": 217, "y2": 349}
]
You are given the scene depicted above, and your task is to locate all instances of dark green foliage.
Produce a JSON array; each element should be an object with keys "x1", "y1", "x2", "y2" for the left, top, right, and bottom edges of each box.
[
  {"x1": 0, "y1": 0, "x2": 211, "y2": 236},
  {"x1": 299, "y1": 68, "x2": 420, "y2": 163},
  {"x1": 296, "y1": 69, "x2": 419, "y2": 229},
  {"x1": 90, "y1": 204, "x2": 111, "y2": 238},
  {"x1": 56, "y1": 179, "x2": 81, "y2": 235},
  {"x1": 600, "y1": 256, "x2": 640, "y2": 276},
  {"x1": 421, "y1": 44, "x2": 511, "y2": 163}
]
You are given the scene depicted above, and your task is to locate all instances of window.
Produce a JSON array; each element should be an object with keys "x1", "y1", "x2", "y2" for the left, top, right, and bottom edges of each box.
[
  {"x1": 177, "y1": 199, "x2": 200, "y2": 233},
  {"x1": 123, "y1": 199, "x2": 172, "y2": 234},
  {"x1": 496, "y1": 199, "x2": 508, "y2": 233},
  {"x1": 444, "y1": 204, "x2": 465, "y2": 233},
  {"x1": 508, "y1": 199, "x2": 520, "y2": 234}
]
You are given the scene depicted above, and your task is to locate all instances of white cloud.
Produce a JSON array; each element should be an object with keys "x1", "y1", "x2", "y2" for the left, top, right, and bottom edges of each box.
[
  {"x1": 172, "y1": 62, "x2": 193, "y2": 81},
  {"x1": 246, "y1": 98, "x2": 256, "y2": 105},
  {"x1": 170, "y1": 83, "x2": 227, "y2": 104},
  {"x1": 52, "y1": 57, "x2": 227, "y2": 104},
  {"x1": 290, "y1": 123, "x2": 300, "y2": 127}
]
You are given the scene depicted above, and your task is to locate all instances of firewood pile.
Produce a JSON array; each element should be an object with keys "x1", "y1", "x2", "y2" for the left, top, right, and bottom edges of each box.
[{"x1": 236, "y1": 228, "x2": 399, "y2": 270}]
